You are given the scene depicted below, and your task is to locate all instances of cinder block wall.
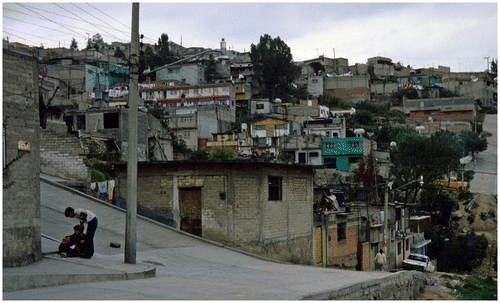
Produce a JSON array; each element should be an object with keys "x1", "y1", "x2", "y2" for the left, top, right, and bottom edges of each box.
[
  {"x1": 3, "y1": 49, "x2": 42, "y2": 267},
  {"x1": 115, "y1": 161, "x2": 314, "y2": 264},
  {"x1": 40, "y1": 128, "x2": 91, "y2": 185}
]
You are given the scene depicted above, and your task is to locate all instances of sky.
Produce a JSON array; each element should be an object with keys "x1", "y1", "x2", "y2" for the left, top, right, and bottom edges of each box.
[{"x1": 3, "y1": 2, "x2": 497, "y2": 73}]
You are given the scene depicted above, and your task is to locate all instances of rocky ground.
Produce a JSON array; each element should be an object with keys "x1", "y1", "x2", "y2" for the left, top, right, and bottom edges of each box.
[{"x1": 416, "y1": 272, "x2": 460, "y2": 300}]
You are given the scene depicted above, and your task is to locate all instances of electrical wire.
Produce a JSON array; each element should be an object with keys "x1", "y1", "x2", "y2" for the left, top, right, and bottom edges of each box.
[
  {"x1": 15, "y1": 3, "x2": 87, "y2": 40},
  {"x1": 53, "y1": 3, "x2": 126, "y2": 43},
  {"x1": 3, "y1": 16, "x2": 85, "y2": 40},
  {"x1": 70, "y1": 3, "x2": 130, "y2": 39},
  {"x1": 85, "y1": 2, "x2": 130, "y2": 32},
  {"x1": 3, "y1": 27, "x2": 64, "y2": 44}
]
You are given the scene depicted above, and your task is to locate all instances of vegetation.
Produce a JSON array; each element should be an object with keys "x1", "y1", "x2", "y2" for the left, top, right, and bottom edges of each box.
[
  {"x1": 390, "y1": 130, "x2": 462, "y2": 203},
  {"x1": 70, "y1": 38, "x2": 78, "y2": 51},
  {"x1": 452, "y1": 276, "x2": 497, "y2": 300},
  {"x1": 84, "y1": 159, "x2": 114, "y2": 182},
  {"x1": 209, "y1": 147, "x2": 236, "y2": 161},
  {"x1": 419, "y1": 184, "x2": 458, "y2": 225},
  {"x1": 317, "y1": 94, "x2": 351, "y2": 109},
  {"x1": 147, "y1": 107, "x2": 190, "y2": 156},
  {"x1": 250, "y1": 34, "x2": 301, "y2": 102}
]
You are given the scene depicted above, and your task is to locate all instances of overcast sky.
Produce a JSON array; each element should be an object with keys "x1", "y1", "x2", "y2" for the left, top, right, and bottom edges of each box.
[{"x1": 3, "y1": 2, "x2": 497, "y2": 73}]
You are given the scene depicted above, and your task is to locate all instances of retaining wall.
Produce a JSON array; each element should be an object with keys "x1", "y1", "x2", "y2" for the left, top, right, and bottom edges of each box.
[{"x1": 301, "y1": 270, "x2": 424, "y2": 300}]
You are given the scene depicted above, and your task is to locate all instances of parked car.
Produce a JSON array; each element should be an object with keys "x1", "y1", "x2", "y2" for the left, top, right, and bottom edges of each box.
[{"x1": 402, "y1": 253, "x2": 433, "y2": 272}]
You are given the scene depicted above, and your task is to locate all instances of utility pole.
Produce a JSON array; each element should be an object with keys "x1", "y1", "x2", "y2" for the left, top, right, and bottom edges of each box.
[{"x1": 125, "y1": 2, "x2": 139, "y2": 264}]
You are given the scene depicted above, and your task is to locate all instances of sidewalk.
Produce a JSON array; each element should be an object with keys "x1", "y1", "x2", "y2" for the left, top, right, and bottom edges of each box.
[{"x1": 3, "y1": 174, "x2": 156, "y2": 292}]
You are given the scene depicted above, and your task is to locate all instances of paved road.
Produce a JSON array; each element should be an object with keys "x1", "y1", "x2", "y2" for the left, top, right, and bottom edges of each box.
[
  {"x1": 4, "y1": 181, "x2": 391, "y2": 300},
  {"x1": 466, "y1": 114, "x2": 497, "y2": 194}
]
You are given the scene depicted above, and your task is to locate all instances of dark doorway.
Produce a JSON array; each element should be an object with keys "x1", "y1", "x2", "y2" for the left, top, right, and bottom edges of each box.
[{"x1": 179, "y1": 188, "x2": 202, "y2": 237}]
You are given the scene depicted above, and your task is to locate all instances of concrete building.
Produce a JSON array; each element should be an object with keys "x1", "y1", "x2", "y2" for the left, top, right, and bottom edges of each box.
[
  {"x1": 322, "y1": 137, "x2": 364, "y2": 172},
  {"x1": 442, "y1": 72, "x2": 497, "y2": 107},
  {"x1": 283, "y1": 135, "x2": 323, "y2": 165},
  {"x1": 155, "y1": 62, "x2": 206, "y2": 86},
  {"x1": 3, "y1": 47, "x2": 42, "y2": 267},
  {"x1": 249, "y1": 117, "x2": 301, "y2": 158},
  {"x1": 65, "y1": 107, "x2": 173, "y2": 162},
  {"x1": 324, "y1": 74, "x2": 371, "y2": 103},
  {"x1": 113, "y1": 161, "x2": 315, "y2": 264},
  {"x1": 403, "y1": 97, "x2": 477, "y2": 130}
]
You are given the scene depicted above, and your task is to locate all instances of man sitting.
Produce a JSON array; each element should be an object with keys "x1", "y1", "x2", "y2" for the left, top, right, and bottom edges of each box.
[{"x1": 59, "y1": 225, "x2": 86, "y2": 258}]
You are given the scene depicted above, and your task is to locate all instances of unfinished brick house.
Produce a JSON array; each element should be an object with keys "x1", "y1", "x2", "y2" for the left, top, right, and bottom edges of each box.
[{"x1": 113, "y1": 160, "x2": 315, "y2": 264}]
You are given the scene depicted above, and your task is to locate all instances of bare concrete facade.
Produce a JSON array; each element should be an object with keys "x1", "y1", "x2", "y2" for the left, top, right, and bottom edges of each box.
[
  {"x1": 113, "y1": 160, "x2": 315, "y2": 264},
  {"x1": 3, "y1": 48, "x2": 42, "y2": 267}
]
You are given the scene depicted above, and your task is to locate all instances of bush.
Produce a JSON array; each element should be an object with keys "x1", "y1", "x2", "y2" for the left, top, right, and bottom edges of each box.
[{"x1": 454, "y1": 276, "x2": 497, "y2": 300}]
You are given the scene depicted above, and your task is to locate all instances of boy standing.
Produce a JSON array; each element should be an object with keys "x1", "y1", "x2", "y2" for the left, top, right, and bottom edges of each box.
[{"x1": 65, "y1": 207, "x2": 98, "y2": 258}]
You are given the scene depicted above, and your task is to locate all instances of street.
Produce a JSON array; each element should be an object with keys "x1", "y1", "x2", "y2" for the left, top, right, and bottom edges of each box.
[
  {"x1": 4, "y1": 181, "x2": 391, "y2": 300},
  {"x1": 466, "y1": 114, "x2": 497, "y2": 194}
]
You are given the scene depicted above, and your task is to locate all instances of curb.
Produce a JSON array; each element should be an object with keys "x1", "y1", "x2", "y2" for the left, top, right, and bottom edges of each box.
[{"x1": 3, "y1": 254, "x2": 156, "y2": 292}]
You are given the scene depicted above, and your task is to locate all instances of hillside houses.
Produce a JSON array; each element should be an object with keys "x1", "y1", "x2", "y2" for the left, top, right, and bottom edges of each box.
[{"x1": 6, "y1": 35, "x2": 494, "y2": 272}]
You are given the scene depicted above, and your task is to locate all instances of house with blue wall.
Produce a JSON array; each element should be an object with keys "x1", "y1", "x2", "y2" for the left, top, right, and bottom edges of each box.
[{"x1": 322, "y1": 137, "x2": 364, "y2": 172}]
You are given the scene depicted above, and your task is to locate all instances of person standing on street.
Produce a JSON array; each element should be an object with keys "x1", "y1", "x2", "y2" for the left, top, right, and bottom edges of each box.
[
  {"x1": 65, "y1": 207, "x2": 98, "y2": 258},
  {"x1": 375, "y1": 249, "x2": 387, "y2": 271}
]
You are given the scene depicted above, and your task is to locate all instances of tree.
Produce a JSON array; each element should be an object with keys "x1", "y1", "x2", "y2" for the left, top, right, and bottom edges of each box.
[
  {"x1": 70, "y1": 38, "x2": 78, "y2": 51},
  {"x1": 390, "y1": 131, "x2": 462, "y2": 203},
  {"x1": 250, "y1": 34, "x2": 301, "y2": 102},
  {"x1": 86, "y1": 33, "x2": 104, "y2": 51},
  {"x1": 458, "y1": 131, "x2": 487, "y2": 157},
  {"x1": 154, "y1": 33, "x2": 174, "y2": 67},
  {"x1": 114, "y1": 48, "x2": 125, "y2": 59},
  {"x1": 309, "y1": 62, "x2": 324, "y2": 75},
  {"x1": 491, "y1": 59, "x2": 497, "y2": 75},
  {"x1": 209, "y1": 147, "x2": 236, "y2": 161}
]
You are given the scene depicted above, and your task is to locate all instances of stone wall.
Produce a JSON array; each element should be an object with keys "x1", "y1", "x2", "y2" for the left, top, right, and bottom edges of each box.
[
  {"x1": 40, "y1": 129, "x2": 91, "y2": 186},
  {"x1": 3, "y1": 48, "x2": 42, "y2": 267},
  {"x1": 301, "y1": 271, "x2": 424, "y2": 300}
]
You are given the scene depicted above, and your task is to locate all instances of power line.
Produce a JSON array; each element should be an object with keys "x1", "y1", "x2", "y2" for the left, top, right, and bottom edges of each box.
[
  {"x1": 15, "y1": 3, "x2": 87, "y2": 40},
  {"x1": 3, "y1": 16, "x2": 84, "y2": 39},
  {"x1": 70, "y1": 3, "x2": 130, "y2": 40},
  {"x1": 18, "y1": 3, "x2": 125, "y2": 35},
  {"x1": 3, "y1": 28, "x2": 59, "y2": 44},
  {"x1": 53, "y1": 3, "x2": 126, "y2": 43},
  {"x1": 86, "y1": 2, "x2": 130, "y2": 32}
]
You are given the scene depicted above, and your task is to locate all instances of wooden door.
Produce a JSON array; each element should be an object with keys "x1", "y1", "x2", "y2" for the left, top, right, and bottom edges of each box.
[
  {"x1": 179, "y1": 188, "x2": 202, "y2": 237},
  {"x1": 315, "y1": 226, "x2": 323, "y2": 265}
]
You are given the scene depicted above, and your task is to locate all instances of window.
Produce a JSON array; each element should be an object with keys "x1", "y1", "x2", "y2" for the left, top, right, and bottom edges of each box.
[
  {"x1": 337, "y1": 222, "x2": 346, "y2": 241},
  {"x1": 348, "y1": 141, "x2": 361, "y2": 147},
  {"x1": 324, "y1": 158, "x2": 336, "y2": 169},
  {"x1": 310, "y1": 152, "x2": 319, "y2": 158},
  {"x1": 398, "y1": 242, "x2": 402, "y2": 255},
  {"x1": 104, "y1": 113, "x2": 119, "y2": 129},
  {"x1": 254, "y1": 125, "x2": 265, "y2": 131},
  {"x1": 76, "y1": 115, "x2": 86, "y2": 130},
  {"x1": 257, "y1": 138, "x2": 266, "y2": 146},
  {"x1": 275, "y1": 124, "x2": 286, "y2": 130},
  {"x1": 323, "y1": 141, "x2": 335, "y2": 149},
  {"x1": 268, "y1": 176, "x2": 282, "y2": 200},
  {"x1": 183, "y1": 131, "x2": 190, "y2": 138},
  {"x1": 348, "y1": 157, "x2": 361, "y2": 164},
  {"x1": 256, "y1": 104, "x2": 264, "y2": 110}
]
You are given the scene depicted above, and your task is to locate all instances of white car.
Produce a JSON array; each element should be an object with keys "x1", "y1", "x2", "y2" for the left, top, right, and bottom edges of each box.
[{"x1": 402, "y1": 253, "x2": 433, "y2": 272}]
